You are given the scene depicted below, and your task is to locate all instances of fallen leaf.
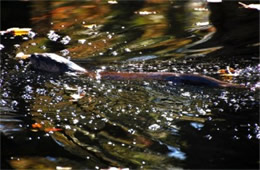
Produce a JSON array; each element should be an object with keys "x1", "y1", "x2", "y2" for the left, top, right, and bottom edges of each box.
[
  {"x1": 32, "y1": 123, "x2": 42, "y2": 128},
  {"x1": 218, "y1": 66, "x2": 241, "y2": 82},
  {"x1": 1, "y1": 27, "x2": 32, "y2": 36},
  {"x1": 218, "y1": 66, "x2": 237, "y2": 76},
  {"x1": 83, "y1": 24, "x2": 97, "y2": 29},
  {"x1": 44, "y1": 127, "x2": 63, "y2": 132}
]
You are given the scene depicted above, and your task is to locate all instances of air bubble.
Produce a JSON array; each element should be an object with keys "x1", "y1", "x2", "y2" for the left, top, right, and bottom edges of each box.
[
  {"x1": 124, "y1": 48, "x2": 131, "y2": 52},
  {"x1": 107, "y1": 34, "x2": 112, "y2": 39},
  {"x1": 60, "y1": 36, "x2": 71, "y2": 45},
  {"x1": 47, "y1": 30, "x2": 60, "y2": 41},
  {"x1": 2, "y1": 92, "x2": 8, "y2": 98},
  {"x1": 14, "y1": 44, "x2": 20, "y2": 48},
  {"x1": 28, "y1": 31, "x2": 36, "y2": 38},
  {"x1": 112, "y1": 51, "x2": 118, "y2": 56},
  {"x1": 128, "y1": 129, "x2": 135, "y2": 134},
  {"x1": 148, "y1": 124, "x2": 160, "y2": 131},
  {"x1": 196, "y1": 107, "x2": 206, "y2": 115},
  {"x1": 72, "y1": 119, "x2": 79, "y2": 124},
  {"x1": 60, "y1": 49, "x2": 69, "y2": 56},
  {"x1": 65, "y1": 125, "x2": 71, "y2": 129},
  {"x1": 78, "y1": 39, "x2": 86, "y2": 44},
  {"x1": 0, "y1": 44, "x2": 4, "y2": 50},
  {"x1": 25, "y1": 85, "x2": 33, "y2": 93},
  {"x1": 205, "y1": 134, "x2": 212, "y2": 140},
  {"x1": 181, "y1": 92, "x2": 190, "y2": 97},
  {"x1": 31, "y1": 42, "x2": 37, "y2": 46}
]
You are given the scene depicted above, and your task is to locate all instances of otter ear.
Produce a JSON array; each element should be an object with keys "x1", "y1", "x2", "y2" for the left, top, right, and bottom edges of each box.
[{"x1": 15, "y1": 52, "x2": 31, "y2": 60}]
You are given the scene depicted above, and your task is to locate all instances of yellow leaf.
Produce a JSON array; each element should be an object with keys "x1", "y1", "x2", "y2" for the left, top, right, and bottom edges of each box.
[
  {"x1": 82, "y1": 24, "x2": 97, "y2": 29},
  {"x1": 5, "y1": 27, "x2": 31, "y2": 36}
]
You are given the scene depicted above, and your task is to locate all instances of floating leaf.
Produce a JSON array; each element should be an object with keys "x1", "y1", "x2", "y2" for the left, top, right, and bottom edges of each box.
[
  {"x1": 218, "y1": 66, "x2": 239, "y2": 76},
  {"x1": 32, "y1": 123, "x2": 42, "y2": 128},
  {"x1": 83, "y1": 24, "x2": 97, "y2": 29},
  {"x1": 1, "y1": 27, "x2": 32, "y2": 36},
  {"x1": 44, "y1": 127, "x2": 63, "y2": 132}
]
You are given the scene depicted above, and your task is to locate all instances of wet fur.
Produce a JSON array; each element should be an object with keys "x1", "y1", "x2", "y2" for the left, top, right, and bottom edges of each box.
[{"x1": 29, "y1": 53, "x2": 245, "y2": 88}]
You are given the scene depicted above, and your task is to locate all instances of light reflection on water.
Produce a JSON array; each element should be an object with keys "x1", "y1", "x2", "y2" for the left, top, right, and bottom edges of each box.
[
  {"x1": 1, "y1": 0, "x2": 259, "y2": 169},
  {"x1": 167, "y1": 145, "x2": 186, "y2": 160}
]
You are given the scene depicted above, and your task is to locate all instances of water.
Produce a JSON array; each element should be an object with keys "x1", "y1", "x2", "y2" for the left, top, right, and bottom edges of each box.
[{"x1": 1, "y1": 1, "x2": 259, "y2": 169}]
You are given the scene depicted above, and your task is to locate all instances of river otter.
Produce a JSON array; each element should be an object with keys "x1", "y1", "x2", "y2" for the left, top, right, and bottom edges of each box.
[{"x1": 16, "y1": 53, "x2": 245, "y2": 88}]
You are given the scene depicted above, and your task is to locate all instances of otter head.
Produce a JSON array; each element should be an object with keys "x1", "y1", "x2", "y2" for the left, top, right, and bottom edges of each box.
[{"x1": 16, "y1": 52, "x2": 87, "y2": 74}]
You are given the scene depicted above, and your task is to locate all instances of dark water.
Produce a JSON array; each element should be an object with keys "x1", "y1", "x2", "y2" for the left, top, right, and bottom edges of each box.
[{"x1": 1, "y1": 1, "x2": 259, "y2": 169}]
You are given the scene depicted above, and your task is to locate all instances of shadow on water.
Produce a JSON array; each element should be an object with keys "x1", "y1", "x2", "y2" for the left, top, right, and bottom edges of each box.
[
  {"x1": 179, "y1": 93, "x2": 259, "y2": 169},
  {"x1": 1, "y1": 1, "x2": 32, "y2": 30},
  {"x1": 1, "y1": 0, "x2": 259, "y2": 169},
  {"x1": 187, "y1": 0, "x2": 259, "y2": 63}
]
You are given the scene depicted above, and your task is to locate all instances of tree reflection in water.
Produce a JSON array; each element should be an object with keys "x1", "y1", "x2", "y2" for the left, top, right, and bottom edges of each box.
[{"x1": 1, "y1": 0, "x2": 259, "y2": 169}]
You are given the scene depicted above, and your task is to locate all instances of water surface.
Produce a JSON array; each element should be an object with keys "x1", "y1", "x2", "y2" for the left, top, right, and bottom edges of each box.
[{"x1": 1, "y1": 1, "x2": 259, "y2": 169}]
